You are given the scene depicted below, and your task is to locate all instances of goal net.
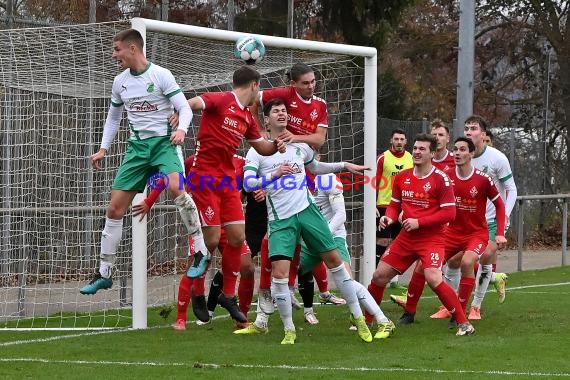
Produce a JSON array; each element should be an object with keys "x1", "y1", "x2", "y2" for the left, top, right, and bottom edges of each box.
[{"x1": 0, "y1": 19, "x2": 376, "y2": 329}]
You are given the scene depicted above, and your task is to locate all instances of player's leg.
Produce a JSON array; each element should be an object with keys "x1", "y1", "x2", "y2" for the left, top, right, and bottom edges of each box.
[
  {"x1": 288, "y1": 245, "x2": 302, "y2": 310},
  {"x1": 457, "y1": 250, "x2": 478, "y2": 316},
  {"x1": 237, "y1": 242, "x2": 255, "y2": 324},
  {"x1": 393, "y1": 261, "x2": 426, "y2": 324},
  {"x1": 219, "y1": 222, "x2": 248, "y2": 323}
]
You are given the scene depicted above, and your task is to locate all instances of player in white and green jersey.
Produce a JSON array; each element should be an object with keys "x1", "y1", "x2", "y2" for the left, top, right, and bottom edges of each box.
[
  {"x1": 80, "y1": 29, "x2": 205, "y2": 295},
  {"x1": 463, "y1": 115, "x2": 517, "y2": 317},
  {"x1": 235, "y1": 98, "x2": 392, "y2": 344}
]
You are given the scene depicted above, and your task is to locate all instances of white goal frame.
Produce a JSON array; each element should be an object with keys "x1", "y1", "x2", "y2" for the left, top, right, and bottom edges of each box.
[{"x1": 128, "y1": 18, "x2": 377, "y2": 329}]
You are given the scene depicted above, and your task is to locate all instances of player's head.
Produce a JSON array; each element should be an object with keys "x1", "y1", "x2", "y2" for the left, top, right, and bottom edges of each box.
[
  {"x1": 483, "y1": 129, "x2": 494, "y2": 146},
  {"x1": 233, "y1": 66, "x2": 261, "y2": 105},
  {"x1": 263, "y1": 98, "x2": 287, "y2": 130},
  {"x1": 412, "y1": 133, "x2": 437, "y2": 165},
  {"x1": 389, "y1": 129, "x2": 407, "y2": 152},
  {"x1": 430, "y1": 119, "x2": 450, "y2": 152},
  {"x1": 287, "y1": 63, "x2": 316, "y2": 100},
  {"x1": 112, "y1": 29, "x2": 145, "y2": 70},
  {"x1": 453, "y1": 137, "x2": 475, "y2": 167},
  {"x1": 463, "y1": 114, "x2": 488, "y2": 147}
]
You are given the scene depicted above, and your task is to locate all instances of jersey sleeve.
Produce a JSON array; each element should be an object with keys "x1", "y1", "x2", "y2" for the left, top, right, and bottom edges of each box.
[
  {"x1": 316, "y1": 101, "x2": 329, "y2": 128},
  {"x1": 496, "y1": 153, "x2": 514, "y2": 182},
  {"x1": 158, "y1": 67, "x2": 182, "y2": 99},
  {"x1": 199, "y1": 92, "x2": 221, "y2": 113},
  {"x1": 385, "y1": 173, "x2": 402, "y2": 221},
  {"x1": 260, "y1": 87, "x2": 290, "y2": 107},
  {"x1": 110, "y1": 77, "x2": 124, "y2": 106},
  {"x1": 244, "y1": 112, "x2": 263, "y2": 141}
]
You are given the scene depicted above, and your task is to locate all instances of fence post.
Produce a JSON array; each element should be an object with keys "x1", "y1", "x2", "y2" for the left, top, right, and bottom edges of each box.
[
  {"x1": 562, "y1": 198, "x2": 568, "y2": 266},
  {"x1": 517, "y1": 199, "x2": 524, "y2": 271}
]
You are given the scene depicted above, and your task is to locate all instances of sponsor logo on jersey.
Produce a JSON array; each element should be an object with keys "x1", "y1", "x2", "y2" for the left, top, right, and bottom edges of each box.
[
  {"x1": 130, "y1": 101, "x2": 158, "y2": 112},
  {"x1": 289, "y1": 101, "x2": 298, "y2": 108}
]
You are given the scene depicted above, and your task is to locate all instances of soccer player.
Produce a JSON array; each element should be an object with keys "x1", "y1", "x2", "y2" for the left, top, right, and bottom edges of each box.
[
  {"x1": 79, "y1": 29, "x2": 206, "y2": 295},
  {"x1": 236, "y1": 98, "x2": 393, "y2": 344},
  {"x1": 368, "y1": 133, "x2": 476, "y2": 336},
  {"x1": 430, "y1": 119, "x2": 455, "y2": 173},
  {"x1": 395, "y1": 137, "x2": 507, "y2": 325},
  {"x1": 178, "y1": 65, "x2": 286, "y2": 323},
  {"x1": 375, "y1": 129, "x2": 413, "y2": 287},
  {"x1": 253, "y1": 62, "x2": 344, "y2": 306},
  {"x1": 464, "y1": 115, "x2": 517, "y2": 318},
  {"x1": 483, "y1": 129, "x2": 494, "y2": 147}
]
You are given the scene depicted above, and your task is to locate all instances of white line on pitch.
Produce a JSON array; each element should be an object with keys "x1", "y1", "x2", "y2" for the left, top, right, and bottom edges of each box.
[{"x1": 0, "y1": 358, "x2": 569, "y2": 377}]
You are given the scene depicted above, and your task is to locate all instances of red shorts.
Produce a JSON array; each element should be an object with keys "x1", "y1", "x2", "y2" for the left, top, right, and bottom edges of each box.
[
  {"x1": 189, "y1": 173, "x2": 244, "y2": 227},
  {"x1": 380, "y1": 235, "x2": 446, "y2": 274},
  {"x1": 444, "y1": 233, "x2": 487, "y2": 261},
  {"x1": 188, "y1": 229, "x2": 251, "y2": 257}
]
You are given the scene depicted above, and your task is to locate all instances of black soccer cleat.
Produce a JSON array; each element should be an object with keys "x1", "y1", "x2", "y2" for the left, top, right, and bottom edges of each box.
[
  {"x1": 218, "y1": 294, "x2": 247, "y2": 323},
  {"x1": 191, "y1": 294, "x2": 210, "y2": 323},
  {"x1": 397, "y1": 312, "x2": 415, "y2": 325}
]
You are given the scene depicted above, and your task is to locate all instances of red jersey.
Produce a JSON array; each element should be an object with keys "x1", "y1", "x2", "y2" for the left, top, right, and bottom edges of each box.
[
  {"x1": 191, "y1": 92, "x2": 263, "y2": 176},
  {"x1": 446, "y1": 167, "x2": 504, "y2": 237},
  {"x1": 386, "y1": 166, "x2": 456, "y2": 239},
  {"x1": 260, "y1": 87, "x2": 328, "y2": 135},
  {"x1": 432, "y1": 150, "x2": 455, "y2": 173}
]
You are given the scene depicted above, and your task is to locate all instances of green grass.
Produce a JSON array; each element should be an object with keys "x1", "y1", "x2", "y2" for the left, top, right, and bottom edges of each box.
[{"x1": 1, "y1": 267, "x2": 570, "y2": 379}]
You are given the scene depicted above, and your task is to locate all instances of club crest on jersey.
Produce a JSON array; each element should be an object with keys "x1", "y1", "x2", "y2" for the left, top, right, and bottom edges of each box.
[
  {"x1": 423, "y1": 182, "x2": 432, "y2": 192},
  {"x1": 470, "y1": 186, "x2": 478, "y2": 198},
  {"x1": 481, "y1": 165, "x2": 489, "y2": 173},
  {"x1": 296, "y1": 147, "x2": 301, "y2": 156},
  {"x1": 204, "y1": 206, "x2": 215, "y2": 221},
  {"x1": 310, "y1": 109, "x2": 318, "y2": 121},
  {"x1": 146, "y1": 83, "x2": 155, "y2": 93}
]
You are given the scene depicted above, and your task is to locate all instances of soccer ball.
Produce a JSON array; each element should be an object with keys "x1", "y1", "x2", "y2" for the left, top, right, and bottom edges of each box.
[{"x1": 234, "y1": 35, "x2": 266, "y2": 65}]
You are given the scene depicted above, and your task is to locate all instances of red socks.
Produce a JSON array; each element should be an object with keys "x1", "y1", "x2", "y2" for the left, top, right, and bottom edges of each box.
[
  {"x1": 433, "y1": 281, "x2": 467, "y2": 324},
  {"x1": 176, "y1": 275, "x2": 193, "y2": 321},
  {"x1": 457, "y1": 277, "x2": 475, "y2": 313},
  {"x1": 404, "y1": 271, "x2": 426, "y2": 315},
  {"x1": 312, "y1": 261, "x2": 329, "y2": 293},
  {"x1": 238, "y1": 276, "x2": 255, "y2": 317}
]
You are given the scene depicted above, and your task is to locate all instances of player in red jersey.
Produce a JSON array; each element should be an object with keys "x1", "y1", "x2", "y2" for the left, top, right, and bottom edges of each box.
[
  {"x1": 430, "y1": 119, "x2": 455, "y2": 173},
  {"x1": 395, "y1": 137, "x2": 507, "y2": 325},
  {"x1": 178, "y1": 66, "x2": 285, "y2": 323},
  {"x1": 367, "y1": 133, "x2": 476, "y2": 336},
  {"x1": 252, "y1": 63, "x2": 343, "y2": 307}
]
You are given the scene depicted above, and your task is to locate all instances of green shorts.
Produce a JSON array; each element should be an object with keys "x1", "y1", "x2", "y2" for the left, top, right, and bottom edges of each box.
[
  {"x1": 299, "y1": 236, "x2": 350, "y2": 275},
  {"x1": 487, "y1": 218, "x2": 510, "y2": 241},
  {"x1": 112, "y1": 137, "x2": 183, "y2": 191},
  {"x1": 268, "y1": 203, "x2": 336, "y2": 261}
]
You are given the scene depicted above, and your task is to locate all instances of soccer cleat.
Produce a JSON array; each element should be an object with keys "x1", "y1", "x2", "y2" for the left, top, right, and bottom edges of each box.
[
  {"x1": 234, "y1": 322, "x2": 268, "y2": 335},
  {"x1": 390, "y1": 294, "x2": 407, "y2": 309},
  {"x1": 172, "y1": 319, "x2": 186, "y2": 331},
  {"x1": 430, "y1": 305, "x2": 452, "y2": 319},
  {"x1": 494, "y1": 272, "x2": 508, "y2": 304},
  {"x1": 320, "y1": 293, "x2": 347, "y2": 305},
  {"x1": 186, "y1": 251, "x2": 211, "y2": 279},
  {"x1": 290, "y1": 289, "x2": 302, "y2": 310},
  {"x1": 448, "y1": 316, "x2": 458, "y2": 329},
  {"x1": 374, "y1": 320, "x2": 396, "y2": 339},
  {"x1": 257, "y1": 289, "x2": 275, "y2": 315},
  {"x1": 281, "y1": 329, "x2": 297, "y2": 345},
  {"x1": 234, "y1": 320, "x2": 249, "y2": 330},
  {"x1": 397, "y1": 312, "x2": 415, "y2": 325},
  {"x1": 79, "y1": 273, "x2": 113, "y2": 295},
  {"x1": 191, "y1": 294, "x2": 210, "y2": 323},
  {"x1": 304, "y1": 311, "x2": 319, "y2": 325},
  {"x1": 456, "y1": 322, "x2": 475, "y2": 336},
  {"x1": 349, "y1": 315, "x2": 373, "y2": 343},
  {"x1": 196, "y1": 317, "x2": 211, "y2": 326},
  {"x1": 468, "y1": 306, "x2": 481, "y2": 320},
  {"x1": 389, "y1": 282, "x2": 408, "y2": 291},
  {"x1": 218, "y1": 294, "x2": 248, "y2": 323}
]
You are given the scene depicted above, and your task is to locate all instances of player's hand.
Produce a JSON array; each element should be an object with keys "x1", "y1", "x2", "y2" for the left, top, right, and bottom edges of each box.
[
  {"x1": 89, "y1": 149, "x2": 106, "y2": 170},
  {"x1": 261, "y1": 130, "x2": 271, "y2": 139},
  {"x1": 398, "y1": 211, "x2": 404, "y2": 224},
  {"x1": 343, "y1": 162, "x2": 370, "y2": 175},
  {"x1": 252, "y1": 189, "x2": 266, "y2": 202},
  {"x1": 132, "y1": 201, "x2": 150, "y2": 222},
  {"x1": 402, "y1": 218, "x2": 420, "y2": 232},
  {"x1": 170, "y1": 129, "x2": 186, "y2": 145},
  {"x1": 169, "y1": 112, "x2": 180, "y2": 128},
  {"x1": 495, "y1": 235, "x2": 507, "y2": 250},
  {"x1": 375, "y1": 208, "x2": 380, "y2": 218},
  {"x1": 277, "y1": 130, "x2": 296, "y2": 143},
  {"x1": 274, "y1": 138, "x2": 287, "y2": 153},
  {"x1": 378, "y1": 216, "x2": 393, "y2": 230},
  {"x1": 273, "y1": 163, "x2": 295, "y2": 179}
]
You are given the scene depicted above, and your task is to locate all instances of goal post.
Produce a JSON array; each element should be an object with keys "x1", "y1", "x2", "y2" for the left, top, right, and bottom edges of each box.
[{"x1": 0, "y1": 18, "x2": 377, "y2": 330}]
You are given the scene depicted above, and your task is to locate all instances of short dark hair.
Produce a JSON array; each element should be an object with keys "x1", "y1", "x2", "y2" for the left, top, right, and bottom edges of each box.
[
  {"x1": 454, "y1": 136, "x2": 475, "y2": 152},
  {"x1": 464, "y1": 114, "x2": 488, "y2": 132},
  {"x1": 262, "y1": 98, "x2": 286, "y2": 116},
  {"x1": 113, "y1": 29, "x2": 144, "y2": 50},
  {"x1": 233, "y1": 65, "x2": 261, "y2": 88},
  {"x1": 390, "y1": 128, "x2": 406, "y2": 138},
  {"x1": 485, "y1": 129, "x2": 494, "y2": 140},
  {"x1": 430, "y1": 119, "x2": 449, "y2": 134},
  {"x1": 286, "y1": 63, "x2": 314, "y2": 81},
  {"x1": 414, "y1": 133, "x2": 437, "y2": 152}
]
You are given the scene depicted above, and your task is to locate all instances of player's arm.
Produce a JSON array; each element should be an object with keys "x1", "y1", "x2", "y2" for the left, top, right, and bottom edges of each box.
[
  {"x1": 375, "y1": 154, "x2": 385, "y2": 199},
  {"x1": 249, "y1": 138, "x2": 286, "y2": 156},
  {"x1": 381, "y1": 175, "x2": 402, "y2": 229},
  {"x1": 279, "y1": 127, "x2": 327, "y2": 148},
  {"x1": 243, "y1": 164, "x2": 294, "y2": 191},
  {"x1": 132, "y1": 181, "x2": 167, "y2": 221},
  {"x1": 326, "y1": 179, "x2": 347, "y2": 233},
  {"x1": 413, "y1": 177, "x2": 456, "y2": 229},
  {"x1": 502, "y1": 176, "x2": 518, "y2": 218},
  {"x1": 490, "y1": 193, "x2": 507, "y2": 248},
  {"x1": 303, "y1": 145, "x2": 368, "y2": 174}
]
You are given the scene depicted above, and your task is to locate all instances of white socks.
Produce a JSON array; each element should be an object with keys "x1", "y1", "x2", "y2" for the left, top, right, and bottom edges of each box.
[
  {"x1": 472, "y1": 264, "x2": 493, "y2": 308},
  {"x1": 443, "y1": 265, "x2": 461, "y2": 292},
  {"x1": 353, "y1": 280, "x2": 390, "y2": 323},
  {"x1": 272, "y1": 277, "x2": 294, "y2": 331},
  {"x1": 174, "y1": 193, "x2": 207, "y2": 254},
  {"x1": 329, "y1": 264, "x2": 362, "y2": 318},
  {"x1": 99, "y1": 217, "x2": 122, "y2": 278}
]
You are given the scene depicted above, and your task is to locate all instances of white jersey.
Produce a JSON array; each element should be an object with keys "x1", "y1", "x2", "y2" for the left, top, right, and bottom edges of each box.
[
  {"x1": 314, "y1": 173, "x2": 347, "y2": 238},
  {"x1": 111, "y1": 63, "x2": 181, "y2": 140},
  {"x1": 244, "y1": 143, "x2": 315, "y2": 221},
  {"x1": 472, "y1": 145, "x2": 515, "y2": 220}
]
